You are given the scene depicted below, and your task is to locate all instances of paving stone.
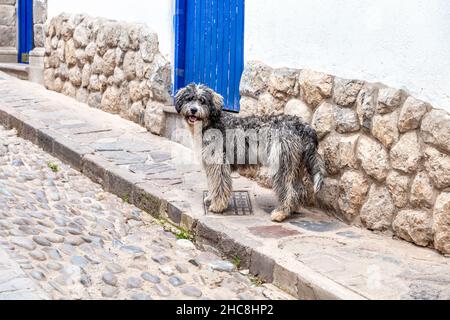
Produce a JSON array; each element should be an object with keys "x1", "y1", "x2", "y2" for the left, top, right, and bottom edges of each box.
[
  {"x1": 54, "y1": 217, "x2": 68, "y2": 227},
  {"x1": 126, "y1": 277, "x2": 143, "y2": 289},
  {"x1": 54, "y1": 228, "x2": 67, "y2": 236},
  {"x1": 80, "y1": 274, "x2": 92, "y2": 287},
  {"x1": 168, "y1": 276, "x2": 185, "y2": 287},
  {"x1": 30, "y1": 270, "x2": 46, "y2": 281},
  {"x1": 102, "y1": 286, "x2": 119, "y2": 298},
  {"x1": 102, "y1": 272, "x2": 118, "y2": 287},
  {"x1": 141, "y1": 272, "x2": 161, "y2": 284},
  {"x1": 44, "y1": 248, "x2": 63, "y2": 260},
  {"x1": 182, "y1": 286, "x2": 202, "y2": 298},
  {"x1": 47, "y1": 262, "x2": 63, "y2": 271},
  {"x1": 175, "y1": 239, "x2": 195, "y2": 250},
  {"x1": 120, "y1": 245, "x2": 144, "y2": 256},
  {"x1": 20, "y1": 226, "x2": 40, "y2": 236},
  {"x1": 151, "y1": 254, "x2": 171, "y2": 264},
  {"x1": 175, "y1": 263, "x2": 189, "y2": 274},
  {"x1": 159, "y1": 266, "x2": 175, "y2": 276},
  {"x1": 290, "y1": 220, "x2": 344, "y2": 232},
  {"x1": 210, "y1": 260, "x2": 236, "y2": 273},
  {"x1": 44, "y1": 234, "x2": 65, "y2": 243},
  {"x1": 155, "y1": 284, "x2": 171, "y2": 297},
  {"x1": 106, "y1": 263, "x2": 125, "y2": 274},
  {"x1": 67, "y1": 227, "x2": 83, "y2": 236},
  {"x1": 8, "y1": 229, "x2": 27, "y2": 237},
  {"x1": 11, "y1": 237, "x2": 37, "y2": 251},
  {"x1": 248, "y1": 225, "x2": 300, "y2": 239},
  {"x1": 131, "y1": 293, "x2": 153, "y2": 300},
  {"x1": 71, "y1": 255, "x2": 89, "y2": 268},
  {"x1": 65, "y1": 236, "x2": 84, "y2": 246},
  {"x1": 29, "y1": 250, "x2": 47, "y2": 261},
  {"x1": 32, "y1": 236, "x2": 52, "y2": 247}
]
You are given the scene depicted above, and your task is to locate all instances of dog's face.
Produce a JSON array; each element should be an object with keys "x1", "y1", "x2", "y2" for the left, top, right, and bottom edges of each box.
[{"x1": 175, "y1": 83, "x2": 224, "y2": 128}]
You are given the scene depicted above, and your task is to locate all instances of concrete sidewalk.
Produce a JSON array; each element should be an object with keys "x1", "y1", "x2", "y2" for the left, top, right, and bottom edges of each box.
[{"x1": 1, "y1": 72, "x2": 449, "y2": 300}]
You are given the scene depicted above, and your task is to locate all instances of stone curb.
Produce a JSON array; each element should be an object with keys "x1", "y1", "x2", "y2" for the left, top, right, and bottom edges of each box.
[{"x1": 0, "y1": 104, "x2": 366, "y2": 300}]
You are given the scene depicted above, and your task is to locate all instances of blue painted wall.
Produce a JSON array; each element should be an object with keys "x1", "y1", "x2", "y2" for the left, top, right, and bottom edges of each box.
[
  {"x1": 18, "y1": 0, "x2": 34, "y2": 64},
  {"x1": 175, "y1": 0, "x2": 245, "y2": 112}
]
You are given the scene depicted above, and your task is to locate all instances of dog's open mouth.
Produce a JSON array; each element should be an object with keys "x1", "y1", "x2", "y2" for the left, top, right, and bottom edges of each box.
[{"x1": 186, "y1": 116, "x2": 198, "y2": 125}]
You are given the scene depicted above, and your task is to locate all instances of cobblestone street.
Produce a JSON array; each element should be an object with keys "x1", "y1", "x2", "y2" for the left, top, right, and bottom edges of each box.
[{"x1": 0, "y1": 124, "x2": 283, "y2": 300}]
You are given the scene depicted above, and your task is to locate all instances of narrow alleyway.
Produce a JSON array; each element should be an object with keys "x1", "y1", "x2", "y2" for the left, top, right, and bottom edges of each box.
[
  {"x1": 1, "y1": 72, "x2": 449, "y2": 300},
  {"x1": 0, "y1": 125, "x2": 284, "y2": 300}
]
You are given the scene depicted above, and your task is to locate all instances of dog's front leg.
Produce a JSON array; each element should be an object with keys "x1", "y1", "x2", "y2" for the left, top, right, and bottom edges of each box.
[{"x1": 205, "y1": 164, "x2": 232, "y2": 213}]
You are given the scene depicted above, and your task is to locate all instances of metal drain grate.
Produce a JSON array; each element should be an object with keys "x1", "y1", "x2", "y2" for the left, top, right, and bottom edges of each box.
[{"x1": 203, "y1": 191, "x2": 253, "y2": 216}]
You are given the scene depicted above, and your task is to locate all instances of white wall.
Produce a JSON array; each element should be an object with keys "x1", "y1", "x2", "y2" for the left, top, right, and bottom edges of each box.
[
  {"x1": 47, "y1": 1, "x2": 450, "y2": 111},
  {"x1": 47, "y1": 0, "x2": 174, "y2": 59},
  {"x1": 245, "y1": 0, "x2": 450, "y2": 111}
]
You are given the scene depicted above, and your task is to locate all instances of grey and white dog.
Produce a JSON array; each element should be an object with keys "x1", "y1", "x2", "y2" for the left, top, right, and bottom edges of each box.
[{"x1": 175, "y1": 83, "x2": 325, "y2": 222}]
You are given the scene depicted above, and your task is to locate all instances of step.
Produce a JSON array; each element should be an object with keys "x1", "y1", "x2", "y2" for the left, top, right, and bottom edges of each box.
[
  {"x1": 162, "y1": 105, "x2": 191, "y2": 148},
  {"x1": 0, "y1": 74, "x2": 449, "y2": 300},
  {"x1": 0, "y1": 63, "x2": 29, "y2": 81}
]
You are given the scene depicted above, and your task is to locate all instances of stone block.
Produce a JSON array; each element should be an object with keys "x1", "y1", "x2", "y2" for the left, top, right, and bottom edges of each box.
[
  {"x1": 377, "y1": 87, "x2": 405, "y2": 114},
  {"x1": 132, "y1": 182, "x2": 167, "y2": 218},
  {"x1": 423, "y1": 146, "x2": 450, "y2": 189},
  {"x1": 360, "y1": 185, "x2": 395, "y2": 231},
  {"x1": 284, "y1": 99, "x2": 312, "y2": 123},
  {"x1": 298, "y1": 69, "x2": 333, "y2": 108},
  {"x1": 333, "y1": 78, "x2": 364, "y2": 107},
  {"x1": 338, "y1": 170, "x2": 370, "y2": 222},
  {"x1": 357, "y1": 135, "x2": 390, "y2": 181},
  {"x1": 421, "y1": 109, "x2": 450, "y2": 153},
  {"x1": 393, "y1": 210, "x2": 433, "y2": 247},
  {"x1": 390, "y1": 131, "x2": 422, "y2": 174},
  {"x1": 249, "y1": 250, "x2": 275, "y2": 283},
  {"x1": 239, "y1": 60, "x2": 272, "y2": 99},
  {"x1": 52, "y1": 136, "x2": 94, "y2": 170},
  {"x1": 398, "y1": 96, "x2": 430, "y2": 133},
  {"x1": 312, "y1": 102, "x2": 335, "y2": 139},
  {"x1": 433, "y1": 192, "x2": 450, "y2": 254}
]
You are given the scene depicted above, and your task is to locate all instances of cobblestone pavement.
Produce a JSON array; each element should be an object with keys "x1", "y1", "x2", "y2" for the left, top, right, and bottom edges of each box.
[{"x1": 0, "y1": 125, "x2": 288, "y2": 300}]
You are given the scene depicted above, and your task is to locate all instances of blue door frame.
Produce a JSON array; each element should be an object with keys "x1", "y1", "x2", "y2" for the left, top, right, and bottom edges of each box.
[
  {"x1": 18, "y1": 0, "x2": 34, "y2": 64},
  {"x1": 174, "y1": 0, "x2": 245, "y2": 112}
]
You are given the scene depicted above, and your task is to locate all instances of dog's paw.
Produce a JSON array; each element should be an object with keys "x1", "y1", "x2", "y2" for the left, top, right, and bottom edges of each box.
[
  {"x1": 208, "y1": 201, "x2": 228, "y2": 213},
  {"x1": 271, "y1": 210, "x2": 290, "y2": 223}
]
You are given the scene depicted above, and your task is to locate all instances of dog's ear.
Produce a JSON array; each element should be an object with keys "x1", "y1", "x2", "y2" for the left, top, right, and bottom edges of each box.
[
  {"x1": 175, "y1": 84, "x2": 193, "y2": 113},
  {"x1": 211, "y1": 91, "x2": 224, "y2": 111},
  {"x1": 207, "y1": 89, "x2": 224, "y2": 122}
]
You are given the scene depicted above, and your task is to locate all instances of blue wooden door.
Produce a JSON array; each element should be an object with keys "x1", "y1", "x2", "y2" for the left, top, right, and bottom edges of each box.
[
  {"x1": 175, "y1": 0, "x2": 245, "y2": 112},
  {"x1": 18, "y1": 0, "x2": 34, "y2": 64}
]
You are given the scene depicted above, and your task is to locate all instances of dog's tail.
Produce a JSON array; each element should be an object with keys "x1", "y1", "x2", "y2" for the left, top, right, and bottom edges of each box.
[{"x1": 304, "y1": 144, "x2": 325, "y2": 194}]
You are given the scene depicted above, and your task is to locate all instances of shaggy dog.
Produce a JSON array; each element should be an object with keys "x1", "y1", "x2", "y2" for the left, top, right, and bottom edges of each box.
[{"x1": 175, "y1": 83, "x2": 325, "y2": 222}]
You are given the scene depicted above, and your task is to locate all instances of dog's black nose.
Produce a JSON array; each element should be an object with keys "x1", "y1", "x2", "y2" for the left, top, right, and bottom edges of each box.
[{"x1": 190, "y1": 107, "x2": 198, "y2": 114}]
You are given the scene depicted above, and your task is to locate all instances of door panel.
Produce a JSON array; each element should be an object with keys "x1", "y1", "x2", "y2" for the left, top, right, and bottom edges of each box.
[
  {"x1": 175, "y1": 0, "x2": 245, "y2": 112},
  {"x1": 18, "y1": 0, "x2": 33, "y2": 64}
]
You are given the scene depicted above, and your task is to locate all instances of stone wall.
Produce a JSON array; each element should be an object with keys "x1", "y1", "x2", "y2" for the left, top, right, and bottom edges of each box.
[
  {"x1": 239, "y1": 61, "x2": 450, "y2": 255},
  {"x1": 33, "y1": 0, "x2": 47, "y2": 48},
  {"x1": 43, "y1": 13, "x2": 172, "y2": 135},
  {"x1": 0, "y1": 0, "x2": 16, "y2": 49}
]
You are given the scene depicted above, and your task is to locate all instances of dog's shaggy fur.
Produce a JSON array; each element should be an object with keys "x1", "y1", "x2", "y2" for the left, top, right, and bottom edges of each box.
[{"x1": 175, "y1": 83, "x2": 325, "y2": 222}]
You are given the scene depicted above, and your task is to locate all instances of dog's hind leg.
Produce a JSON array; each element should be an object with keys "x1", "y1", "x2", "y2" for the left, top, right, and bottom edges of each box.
[
  {"x1": 271, "y1": 171, "x2": 301, "y2": 222},
  {"x1": 269, "y1": 142, "x2": 302, "y2": 222},
  {"x1": 205, "y1": 164, "x2": 232, "y2": 213}
]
